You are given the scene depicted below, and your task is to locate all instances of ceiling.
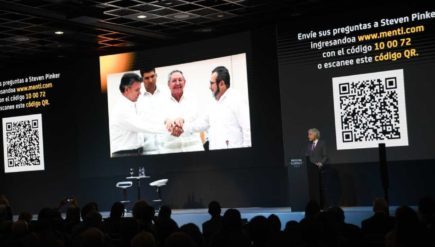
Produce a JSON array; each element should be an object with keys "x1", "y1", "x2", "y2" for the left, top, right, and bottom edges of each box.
[
  {"x1": 0, "y1": 0, "x2": 419, "y2": 68},
  {"x1": 0, "y1": 0, "x2": 328, "y2": 67}
]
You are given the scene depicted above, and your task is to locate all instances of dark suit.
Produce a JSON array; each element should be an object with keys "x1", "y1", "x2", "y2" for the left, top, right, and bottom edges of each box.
[{"x1": 306, "y1": 139, "x2": 328, "y2": 208}]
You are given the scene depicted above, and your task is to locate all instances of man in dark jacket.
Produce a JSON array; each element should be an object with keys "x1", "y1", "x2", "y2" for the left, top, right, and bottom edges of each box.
[{"x1": 306, "y1": 128, "x2": 328, "y2": 209}]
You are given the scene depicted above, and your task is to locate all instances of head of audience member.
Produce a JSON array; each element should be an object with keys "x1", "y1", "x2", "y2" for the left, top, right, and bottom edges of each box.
[
  {"x1": 18, "y1": 211, "x2": 33, "y2": 223},
  {"x1": 110, "y1": 201, "x2": 125, "y2": 219},
  {"x1": 0, "y1": 195, "x2": 10, "y2": 206},
  {"x1": 372, "y1": 197, "x2": 389, "y2": 215},
  {"x1": 142, "y1": 67, "x2": 157, "y2": 93},
  {"x1": 165, "y1": 232, "x2": 196, "y2": 247},
  {"x1": 305, "y1": 200, "x2": 321, "y2": 219},
  {"x1": 395, "y1": 206, "x2": 420, "y2": 231},
  {"x1": 392, "y1": 206, "x2": 424, "y2": 246},
  {"x1": 120, "y1": 217, "x2": 140, "y2": 243},
  {"x1": 66, "y1": 206, "x2": 81, "y2": 224},
  {"x1": 267, "y1": 214, "x2": 282, "y2": 233},
  {"x1": 308, "y1": 128, "x2": 320, "y2": 142},
  {"x1": 316, "y1": 210, "x2": 343, "y2": 247},
  {"x1": 180, "y1": 223, "x2": 203, "y2": 247},
  {"x1": 37, "y1": 207, "x2": 52, "y2": 222},
  {"x1": 327, "y1": 207, "x2": 345, "y2": 225},
  {"x1": 131, "y1": 230, "x2": 157, "y2": 247},
  {"x1": 222, "y1": 208, "x2": 243, "y2": 232},
  {"x1": 81, "y1": 202, "x2": 99, "y2": 221},
  {"x1": 0, "y1": 220, "x2": 12, "y2": 236},
  {"x1": 11, "y1": 220, "x2": 29, "y2": 237},
  {"x1": 208, "y1": 201, "x2": 221, "y2": 218},
  {"x1": 418, "y1": 196, "x2": 435, "y2": 223},
  {"x1": 0, "y1": 195, "x2": 12, "y2": 221},
  {"x1": 76, "y1": 227, "x2": 105, "y2": 247},
  {"x1": 284, "y1": 220, "x2": 299, "y2": 233},
  {"x1": 210, "y1": 66, "x2": 230, "y2": 100},
  {"x1": 84, "y1": 211, "x2": 103, "y2": 229},
  {"x1": 248, "y1": 215, "x2": 270, "y2": 245},
  {"x1": 119, "y1": 72, "x2": 142, "y2": 102},
  {"x1": 283, "y1": 220, "x2": 303, "y2": 245},
  {"x1": 158, "y1": 205, "x2": 172, "y2": 220},
  {"x1": 168, "y1": 70, "x2": 186, "y2": 102},
  {"x1": 132, "y1": 200, "x2": 155, "y2": 225},
  {"x1": 0, "y1": 205, "x2": 10, "y2": 222},
  {"x1": 37, "y1": 207, "x2": 62, "y2": 229}
]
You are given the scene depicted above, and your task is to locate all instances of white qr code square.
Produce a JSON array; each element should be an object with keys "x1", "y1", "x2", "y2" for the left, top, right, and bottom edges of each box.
[
  {"x1": 332, "y1": 69, "x2": 408, "y2": 150},
  {"x1": 2, "y1": 114, "x2": 45, "y2": 173}
]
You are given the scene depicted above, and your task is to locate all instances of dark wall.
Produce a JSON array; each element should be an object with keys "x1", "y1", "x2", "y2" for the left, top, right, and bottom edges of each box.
[
  {"x1": 331, "y1": 160, "x2": 435, "y2": 207},
  {"x1": 0, "y1": 27, "x2": 289, "y2": 213},
  {"x1": 0, "y1": 62, "x2": 80, "y2": 212}
]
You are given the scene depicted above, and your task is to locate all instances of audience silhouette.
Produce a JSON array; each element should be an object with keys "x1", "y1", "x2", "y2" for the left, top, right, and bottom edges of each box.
[
  {"x1": 202, "y1": 201, "x2": 222, "y2": 247},
  {"x1": 0, "y1": 194, "x2": 434, "y2": 247}
]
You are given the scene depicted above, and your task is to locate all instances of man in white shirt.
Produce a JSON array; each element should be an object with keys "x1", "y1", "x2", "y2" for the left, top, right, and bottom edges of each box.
[
  {"x1": 110, "y1": 73, "x2": 165, "y2": 157},
  {"x1": 161, "y1": 70, "x2": 204, "y2": 153},
  {"x1": 136, "y1": 67, "x2": 167, "y2": 154},
  {"x1": 174, "y1": 66, "x2": 251, "y2": 150}
]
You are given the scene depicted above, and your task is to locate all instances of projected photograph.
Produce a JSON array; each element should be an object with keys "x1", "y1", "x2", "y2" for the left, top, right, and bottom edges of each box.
[
  {"x1": 332, "y1": 69, "x2": 409, "y2": 150},
  {"x1": 103, "y1": 53, "x2": 251, "y2": 157}
]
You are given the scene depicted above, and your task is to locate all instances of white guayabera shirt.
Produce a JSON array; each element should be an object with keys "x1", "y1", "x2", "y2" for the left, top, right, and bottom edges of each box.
[
  {"x1": 110, "y1": 95, "x2": 165, "y2": 155},
  {"x1": 184, "y1": 88, "x2": 251, "y2": 150},
  {"x1": 160, "y1": 93, "x2": 204, "y2": 154},
  {"x1": 136, "y1": 86, "x2": 168, "y2": 154}
]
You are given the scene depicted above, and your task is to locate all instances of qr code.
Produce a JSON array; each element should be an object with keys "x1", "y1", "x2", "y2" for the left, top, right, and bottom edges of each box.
[
  {"x1": 332, "y1": 69, "x2": 408, "y2": 150},
  {"x1": 2, "y1": 114, "x2": 45, "y2": 173}
]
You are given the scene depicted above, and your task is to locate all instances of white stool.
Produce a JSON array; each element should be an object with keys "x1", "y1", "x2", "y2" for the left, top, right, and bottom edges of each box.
[
  {"x1": 116, "y1": 181, "x2": 133, "y2": 204},
  {"x1": 149, "y1": 179, "x2": 168, "y2": 203}
]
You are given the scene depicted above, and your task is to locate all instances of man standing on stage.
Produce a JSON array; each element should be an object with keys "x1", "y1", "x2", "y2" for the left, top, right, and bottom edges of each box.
[{"x1": 306, "y1": 128, "x2": 328, "y2": 208}]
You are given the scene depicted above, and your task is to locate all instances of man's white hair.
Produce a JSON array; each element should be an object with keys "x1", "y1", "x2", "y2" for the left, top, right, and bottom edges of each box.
[
  {"x1": 167, "y1": 70, "x2": 185, "y2": 82},
  {"x1": 308, "y1": 128, "x2": 320, "y2": 139}
]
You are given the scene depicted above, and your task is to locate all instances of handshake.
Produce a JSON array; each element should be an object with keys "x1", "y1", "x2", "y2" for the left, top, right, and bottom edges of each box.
[{"x1": 165, "y1": 118, "x2": 185, "y2": 137}]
